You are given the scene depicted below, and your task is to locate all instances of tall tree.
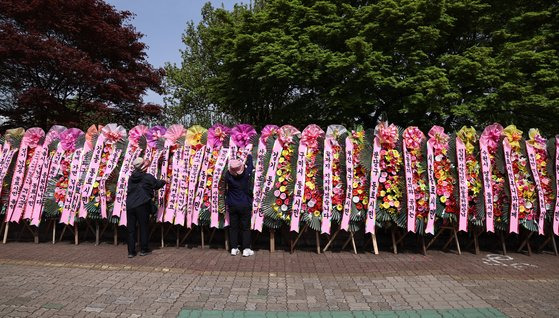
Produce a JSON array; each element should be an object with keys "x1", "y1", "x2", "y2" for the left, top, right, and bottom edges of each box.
[
  {"x1": 165, "y1": 0, "x2": 558, "y2": 134},
  {"x1": 0, "y1": 0, "x2": 164, "y2": 130}
]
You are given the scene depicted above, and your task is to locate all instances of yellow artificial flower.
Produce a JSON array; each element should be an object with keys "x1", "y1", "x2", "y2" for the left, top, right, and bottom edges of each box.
[
  {"x1": 440, "y1": 196, "x2": 447, "y2": 203},
  {"x1": 382, "y1": 202, "x2": 390, "y2": 209},
  {"x1": 503, "y1": 124, "x2": 523, "y2": 149},
  {"x1": 394, "y1": 201, "x2": 400, "y2": 208},
  {"x1": 185, "y1": 125, "x2": 207, "y2": 147},
  {"x1": 336, "y1": 204, "x2": 343, "y2": 211},
  {"x1": 313, "y1": 211, "x2": 320, "y2": 217}
]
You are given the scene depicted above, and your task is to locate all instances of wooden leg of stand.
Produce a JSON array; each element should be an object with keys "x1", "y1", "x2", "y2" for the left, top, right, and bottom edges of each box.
[
  {"x1": 208, "y1": 228, "x2": 216, "y2": 245},
  {"x1": 180, "y1": 228, "x2": 193, "y2": 246},
  {"x1": 114, "y1": 225, "x2": 118, "y2": 246},
  {"x1": 323, "y1": 228, "x2": 340, "y2": 252},
  {"x1": 341, "y1": 234, "x2": 352, "y2": 250},
  {"x1": 58, "y1": 225, "x2": 67, "y2": 242},
  {"x1": 2, "y1": 222, "x2": 9, "y2": 244},
  {"x1": 552, "y1": 234, "x2": 558, "y2": 256},
  {"x1": 33, "y1": 225, "x2": 39, "y2": 244},
  {"x1": 160, "y1": 224, "x2": 164, "y2": 248},
  {"x1": 201, "y1": 227, "x2": 205, "y2": 249},
  {"x1": 290, "y1": 224, "x2": 308, "y2": 254},
  {"x1": 0, "y1": 222, "x2": 5, "y2": 244},
  {"x1": 95, "y1": 222, "x2": 100, "y2": 246},
  {"x1": 74, "y1": 224, "x2": 78, "y2": 245},
  {"x1": 225, "y1": 230, "x2": 230, "y2": 251},
  {"x1": 351, "y1": 232, "x2": 357, "y2": 255},
  {"x1": 391, "y1": 228, "x2": 398, "y2": 254},
  {"x1": 420, "y1": 235, "x2": 427, "y2": 255},
  {"x1": 269, "y1": 229, "x2": 275, "y2": 253},
  {"x1": 442, "y1": 233, "x2": 454, "y2": 251},
  {"x1": 316, "y1": 231, "x2": 321, "y2": 254},
  {"x1": 499, "y1": 231, "x2": 507, "y2": 255},
  {"x1": 52, "y1": 221, "x2": 56, "y2": 244},
  {"x1": 176, "y1": 227, "x2": 180, "y2": 248},
  {"x1": 371, "y1": 233, "x2": 379, "y2": 255},
  {"x1": 426, "y1": 228, "x2": 444, "y2": 250},
  {"x1": 473, "y1": 229, "x2": 480, "y2": 255},
  {"x1": 517, "y1": 231, "x2": 534, "y2": 255},
  {"x1": 453, "y1": 227, "x2": 461, "y2": 255}
]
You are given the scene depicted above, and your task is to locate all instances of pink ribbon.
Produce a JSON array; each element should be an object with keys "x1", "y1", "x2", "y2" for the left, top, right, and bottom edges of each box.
[
  {"x1": 526, "y1": 142, "x2": 547, "y2": 235},
  {"x1": 98, "y1": 148, "x2": 122, "y2": 218},
  {"x1": 479, "y1": 137, "x2": 495, "y2": 233},
  {"x1": 503, "y1": 138, "x2": 519, "y2": 234},
  {"x1": 60, "y1": 148, "x2": 84, "y2": 225},
  {"x1": 192, "y1": 147, "x2": 212, "y2": 226},
  {"x1": 340, "y1": 137, "x2": 354, "y2": 231},
  {"x1": 251, "y1": 139, "x2": 268, "y2": 228},
  {"x1": 156, "y1": 145, "x2": 171, "y2": 222},
  {"x1": 425, "y1": 139, "x2": 437, "y2": 234},
  {"x1": 11, "y1": 144, "x2": 42, "y2": 222},
  {"x1": 321, "y1": 138, "x2": 334, "y2": 234},
  {"x1": 211, "y1": 148, "x2": 230, "y2": 228},
  {"x1": 23, "y1": 144, "x2": 49, "y2": 221},
  {"x1": 186, "y1": 147, "x2": 205, "y2": 228},
  {"x1": 0, "y1": 147, "x2": 17, "y2": 195},
  {"x1": 164, "y1": 147, "x2": 183, "y2": 223},
  {"x1": 5, "y1": 142, "x2": 30, "y2": 222},
  {"x1": 30, "y1": 144, "x2": 65, "y2": 226},
  {"x1": 174, "y1": 147, "x2": 191, "y2": 226},
  {"x1": 456, "y1": 137, "x2": 469, "y2": 232},
  {"x1": 403, "y1": 142, "x2": 416, "y2": 233},
  {"x1": 365, "y1": 137, "x2": 381, "y2": 234},
  {"x1": 114, "y1": 146, "x2": 142, "y2": 226},
  {"x1": 252, "y1": 139, "x2": 282, "y2": 232},
  {"x1": 148, "y1": 149, "x2": 161, "y2": 176},
  {"x1": 554, "y1": 136, "x2": 559, "y2": 236},
  {"x1": 290, "y1": 143, "x2": 307, "y2": 232},
  {"x1": 79, "y1": 134, "x2": 107, "y2": 218}
]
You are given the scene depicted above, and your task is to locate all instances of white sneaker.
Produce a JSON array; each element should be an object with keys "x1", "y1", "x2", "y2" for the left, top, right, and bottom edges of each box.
[
  {"x1": 231, "y1": 248, "x2": 240, "y2": 256},
  {"x1": 242, "y1": 248, "x2": 254, "y2": 257}
]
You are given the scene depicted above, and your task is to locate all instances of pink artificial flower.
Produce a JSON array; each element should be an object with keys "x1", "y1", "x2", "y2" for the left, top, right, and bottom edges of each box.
[
  {"x1": 260, "y1": 125, "x2": 279, "y2": 143},
  {"x1": 101, "y1": 124, "x2": 127, "y2": 144},
  {"x1": 375, "y1": 122, "x2": 398, "y2": 145},
  {"x1": 403, "y1": 126, "x2": 425, "y2": 149},
  {"x1": 301, "y1": 124, "x2": 324, "y2": 149},
  {"x1": 146, "y1": 126, "x2": 167, "y2": 148},
  {"x1": 23, "y1": 127, "x2": 45, "y2": 148},
  {"x1": 164, "y1": 124, "x2": 186, "y2": 146},
  {"x1": 231, "y1": 124, "x2": 257, "y2": 148},
  {"x1": 60, "y1": 128, "x2": 84, "y2": 151},
  {"x1": 278, "y1": 125, "x2": 301, "y2": 145},
  {"x1": 128, "y1": 125, "x2": 149, "y2": 146},
  {"x1": 208, "y1": 124, "x2": 231, "y2": 148},
  {"x1": 428, "y1": 125, "x2": 449, "y2": 151}
]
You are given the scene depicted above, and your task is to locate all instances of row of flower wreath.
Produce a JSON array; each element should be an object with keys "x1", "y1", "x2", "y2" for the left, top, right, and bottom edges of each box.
[{"x1": 1, "y1": 122, "x2": 558, "y2": 236}]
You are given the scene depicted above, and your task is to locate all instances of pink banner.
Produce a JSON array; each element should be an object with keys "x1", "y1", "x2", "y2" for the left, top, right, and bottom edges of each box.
[
  {"x1": 290, "y1": 143, "x2": 307, "y2": 232},
  {"x1": 5, "y1": 143, "x2": 29, "y2": 222},
  {"x1": 23, "y1": 145, "x2": 49, "y2": 221},
  {"x1": 425, "y1": 140, "x2": 437, "y2": 234},
  {"x1": 114, "y1": 146, "x2": 142, "y2": 225},
  {"x1": 79, "y1": 135, "x2": 106, "y2": 218},
  {"x1": 456, "y1": 137, "x2": 469, "y2": 232},
  {"x1": 98, "y1": 148, "x2": 122, "y2": 218},
  {"x1": 12, "y1": 144, "x2": 43, "y2": 222},
  {"x1": 320, "y1": 139, "x2": 334, "y2": 234},
  {"x1": 251, "y1": 140, "x2": 268, "y2": 228},
  {"x1": 147, "y1": 149, "x2": 161, "y2": 175},
  {"x1": 252, "y1": 139, "x2": 282, "y2": 232},
  {"x1": 554, "y1": 136, "x2": 559, "y2": 236},
  {"x1": 164, "y1": 147, "x2": 182, "y2": 223},
  {"x1": 365, "y1": 137, "x2": 381, "y2": 234},
  {"x1": 192, "y1": 147, "x2": 212, "y2": 225},
  {"x1": 60, "y1": 148, "x2": 84, "y2": 225},
  {"x1": 156, "y1": 145, "x2": 171, "y2": 222},
  {"x1": 340, "y1": 137, "x2": 354, "y2": 231},
  {"x1": 0, "y1": 148, "x2": 17, "y2": 195},
  {"x1": 526, "y1": 143, "x2": 547, "y2": 235},
  {"x1": 211, "y1": 147, "x2": 230, "y2": 228},
  {"x1": 31, "y1": 144, "x2": 65, "y2": 226},
  {"x1": 174, "y1": 147, "x2": 191, "y2": 226},
  {"x1": 186, "y1": 147, "x2": 205, "y2": 228},
  {"x1": 479, "y1": 138, "x2": 495, "y2": 233},
  {"x1": 503, "y1": 138, "x2": 519, "y2": 234},
  {"x1": 403, "y1": 143, "x2": 416, "y2": 233}
]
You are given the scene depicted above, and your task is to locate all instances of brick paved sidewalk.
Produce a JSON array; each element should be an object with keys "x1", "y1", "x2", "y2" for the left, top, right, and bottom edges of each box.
[{"x1": 0, "y1": 242, "x2": 558, "y2": 317}]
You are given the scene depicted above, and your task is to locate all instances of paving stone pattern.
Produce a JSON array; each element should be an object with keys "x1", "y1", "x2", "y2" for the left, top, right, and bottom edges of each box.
[{"x1": 0, "y1": 242, "x2": 558, "y2": 317}]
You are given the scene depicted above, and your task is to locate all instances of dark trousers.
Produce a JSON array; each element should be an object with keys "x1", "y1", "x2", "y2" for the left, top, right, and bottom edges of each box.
[
  {"x1": 229, "y1": 205, "x2": 251, "y2": 250},
  {"x1": 126, "y1": 202, "x2": 150, "y2": 254}
]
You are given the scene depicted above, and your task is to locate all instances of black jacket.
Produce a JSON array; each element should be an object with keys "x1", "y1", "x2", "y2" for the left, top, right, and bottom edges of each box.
[
  {"x1": 225, "y1": 155, "x2": 254, "y2": 208},
  {"x1": 126, "y1": 169, "x2": 166, "y2": 210}
]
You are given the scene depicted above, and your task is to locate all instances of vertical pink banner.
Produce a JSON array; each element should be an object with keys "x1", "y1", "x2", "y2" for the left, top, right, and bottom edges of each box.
[
  {"x1": 365, "y1": 137, "x2": 381, "y2": 234},
  {"x1": 554, "y1": 136, "x2": 559, "y2": 236},
  {"x1": 78, "y1": 135, "x2": 106, "y2": 218},
  {"x1": 186, "y1": 147, "x2": 205, "y2": 228},
  {"x1": 60, "y1": 148, "x2": 84, "y2": 225},
  {"x1": 164, "y1": 147, "x2": 182, "y2": 223},
  {"x1": 503, "y1": 139, "x2": 519, "y2": 234},
  {"x1": 114, "y1": 147, "x2": 141, "y2": 225},
  {"x1": 252, "y1": 139, "x2": 282, "y2": 232},
  {"x1": 174, "y1": 147, "x2": 191, "y2": 226},
  {"x1": 479, "y1": 138, "x2": 495, "y2": 233},
  {"x1": 290, "y1": 143, "x2": 307, "y2": 232},
  {"x1": 5, "y1": 144, "x2": 29, "y2": 222},
  {"x1": 320, "y1": 138, "x2": 334, "y2": 234},
  {"x1": 456, "y1": 137, "x2": 469, "y2": 232},
  {"x1": 526, "y1": 143, "x2": 547, "y2": 235},
  {"x1": 98, "y1": 148, "x2": 122, "y2": 218},
  {"x1": 340, "y1": 137, "x2": 354, "y2": 231},
  {"x1": 251, "y1": 140, "x2": 268, "y2": 228},
  {"x1": 156, "y1": 145, "x2": 171, "y2": 222},
  {"x1": 31, "y1": 144, "x2": 65, "y2": 226},
  {"x1": 425, "y1": 140, "x2": 437, "y2": 234},
  {"x1": 403, "y1": 143, "x2": 416, "y2": 233},
  {"x1": 0, "y1": 148, "x2": 17, "y2": 195},
  {"x1": 192, "y1": 147, "x2": 211, "y2": 226},
  {"x1": 12, "y1": 145, "x2": 43, "y2": 222},
  {"x1": 211, "y1": 148, "x2": 230, "y2": 228}
]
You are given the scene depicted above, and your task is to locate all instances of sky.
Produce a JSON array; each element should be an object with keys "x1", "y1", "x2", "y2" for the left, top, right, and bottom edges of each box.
[{"x1": 104, "y1": 0, "x2": 243, "y2": 105}]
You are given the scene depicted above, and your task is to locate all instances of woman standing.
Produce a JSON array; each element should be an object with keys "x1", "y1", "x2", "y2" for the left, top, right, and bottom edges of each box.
[
  {"x1": 225, "y1": 155, "x2": 254, "y2": 257},
  {"x1": 126, "y1": 157, "x2": 165, "y2": 258}
]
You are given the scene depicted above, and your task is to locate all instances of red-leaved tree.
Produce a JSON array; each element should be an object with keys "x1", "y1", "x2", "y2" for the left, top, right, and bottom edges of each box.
[{"x1": 0, "y1": 0, "x2": 164, "y2": 130}]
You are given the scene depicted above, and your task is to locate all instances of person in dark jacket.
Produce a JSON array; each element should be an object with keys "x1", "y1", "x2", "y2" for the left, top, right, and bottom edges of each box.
[
  {"x1": 225, "y1": 154, "x2": 254, "y2": 257},
  {"x1": 126, "y1": 157, "x2": 165, "y2": 258}
]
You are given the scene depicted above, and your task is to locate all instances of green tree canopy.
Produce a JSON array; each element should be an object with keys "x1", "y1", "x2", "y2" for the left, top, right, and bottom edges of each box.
[{"x1": 165, "y1": 0, "x2": 558, "y2": 134}]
